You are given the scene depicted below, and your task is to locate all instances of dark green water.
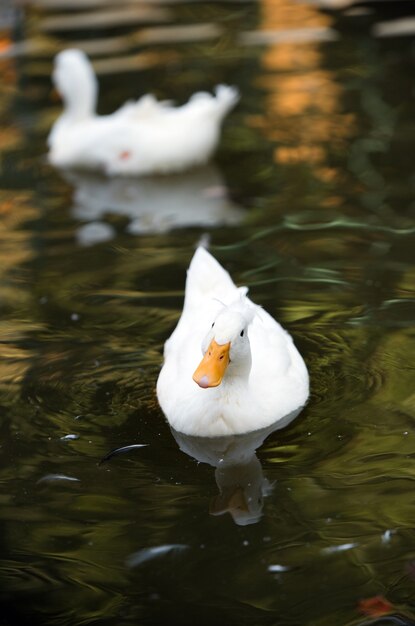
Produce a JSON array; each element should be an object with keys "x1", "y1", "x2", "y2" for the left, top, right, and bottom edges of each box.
[{"x1": 0, "y1": 1, "x2": 414, "y2": 625}]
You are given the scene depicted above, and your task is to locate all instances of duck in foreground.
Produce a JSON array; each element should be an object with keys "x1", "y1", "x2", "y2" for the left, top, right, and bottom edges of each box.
[
  {"x1": 157, "y1": 246, "x2": 309, "y2": 437},
  {"x1": 48, "y1": 49, "x2": 239, "y2": 176}
]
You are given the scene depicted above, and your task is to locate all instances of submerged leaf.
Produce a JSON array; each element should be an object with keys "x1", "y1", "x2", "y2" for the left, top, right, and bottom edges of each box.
[
  {"x1": 99, "y1": 443, "x2": 148, "y2": 465},
  {"x1": 125, "y1": 544, "x2": 188, "y2": 569},
  {"x1": 358, "y1": 596, "x2": 393, "y2": 617},
  {"x1": 37, "y1": 474, "x2": 80, "y2": 484}
]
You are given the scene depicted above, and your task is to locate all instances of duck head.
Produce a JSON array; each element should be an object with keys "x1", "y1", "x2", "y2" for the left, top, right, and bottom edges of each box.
[
  {"x1": 193, "y1": 298, "x2": 254, "y2": 388},
  {"x1": 53, "y1": 49, "x2": 98, "y2": 121}
]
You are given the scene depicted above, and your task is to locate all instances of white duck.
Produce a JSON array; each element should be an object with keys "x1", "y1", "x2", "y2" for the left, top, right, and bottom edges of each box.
[
  {"x1": 47, "y1": 49, "x2": 239, "y2": 176},
  {"x1": 157, "y1": 246, "x2": 309, "y2": 437}
]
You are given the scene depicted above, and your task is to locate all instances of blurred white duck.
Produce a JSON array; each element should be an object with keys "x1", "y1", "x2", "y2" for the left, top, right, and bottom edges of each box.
[
  {"x1": 157, "y1": 246, "x2": 309, "y2": 437},
  {"x1": 48, "y1": 49, "x2": 239, "y2": 176}
]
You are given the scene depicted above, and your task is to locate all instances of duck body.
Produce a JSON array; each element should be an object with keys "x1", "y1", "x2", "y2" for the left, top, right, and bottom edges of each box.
[
  {"x1": 48, "y1": 49, "x2": 239, "y2": 176},
  {"x1": 157, "y1": 247, "x2": 309, "y2": 437}
]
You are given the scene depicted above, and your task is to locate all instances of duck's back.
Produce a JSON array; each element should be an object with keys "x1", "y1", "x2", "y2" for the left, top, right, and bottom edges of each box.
[
  {"x1": 184, "y1": 246, "x2": 238, "y2": 310},
  {"x1": 50, "y1": 87, "x2": 238, "y2": 176},
  {"x1": 164, "y1": 247, "x2": 240, "y2": 359}
]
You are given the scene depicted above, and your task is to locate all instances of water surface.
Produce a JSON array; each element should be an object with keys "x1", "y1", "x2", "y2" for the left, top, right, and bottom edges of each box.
[{"x1": 0, "y1": 1, "x2": 414, "y2": 624}]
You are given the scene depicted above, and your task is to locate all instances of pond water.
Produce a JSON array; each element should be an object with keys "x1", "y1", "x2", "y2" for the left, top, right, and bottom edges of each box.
[{"x1": 0, "y1": 1, "x2": 415, "y2": 625}]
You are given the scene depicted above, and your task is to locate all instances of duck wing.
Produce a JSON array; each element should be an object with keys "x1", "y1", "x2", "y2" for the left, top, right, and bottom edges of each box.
[
  {"x1": 112, "y1": 95, "x2": 174, "y2": 121},
  {"x1": 115, "y1": 86, "x2": 238, "y2": 124}
]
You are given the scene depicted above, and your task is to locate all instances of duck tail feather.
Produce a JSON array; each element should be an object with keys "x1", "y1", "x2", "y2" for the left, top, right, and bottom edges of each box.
[{"x1": 214, "y1": 84, "x2": 240, "y2": 115}]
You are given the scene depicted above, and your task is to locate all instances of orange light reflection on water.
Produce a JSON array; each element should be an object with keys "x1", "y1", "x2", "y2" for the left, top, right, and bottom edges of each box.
[{"x1": 251, "y1": 0, "x2": 355, "y2": 186}]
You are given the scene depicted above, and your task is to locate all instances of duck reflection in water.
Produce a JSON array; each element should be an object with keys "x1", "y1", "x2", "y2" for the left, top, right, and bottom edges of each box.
[
  {"x1": 170, "y1": 409, "x2": 300, "y2": 526},
  {"x1": 59, "y1": 165, "x2": 244, "y2": 245}
]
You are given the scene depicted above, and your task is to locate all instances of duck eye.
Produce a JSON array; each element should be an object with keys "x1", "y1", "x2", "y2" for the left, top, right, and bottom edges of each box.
[
  {"x1": 240, "y1": 330, "x2": 244, "y2": 337},
  {"x1": 211, "y1": 322, "x2": 215, "y2": 328}
]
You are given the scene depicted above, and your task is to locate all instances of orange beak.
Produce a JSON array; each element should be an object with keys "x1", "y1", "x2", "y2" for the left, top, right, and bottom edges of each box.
[{"x1": 193, "y1": 339, "x2": 230, "y2": 388}]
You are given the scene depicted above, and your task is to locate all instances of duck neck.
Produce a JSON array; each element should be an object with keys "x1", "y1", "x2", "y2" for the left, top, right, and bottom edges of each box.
[
  {"x1": 62, "y1": 80, "x2": 97, "y2": 122},
  {"x1": 54, "y1": 56, "x2": 98, "y2": 124},
  {"x1": 225, "y1": 354, "x2": 252, "y2": 385}
]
